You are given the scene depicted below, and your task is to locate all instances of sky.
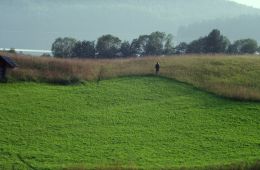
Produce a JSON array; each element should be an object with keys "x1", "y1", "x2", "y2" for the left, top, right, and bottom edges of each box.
[
  {"x1": 231, "y1": 0, "x2": 260, "y2": 8},
  {"x1": 1, "y1": 0, "x2": 260, "y2": 51}
]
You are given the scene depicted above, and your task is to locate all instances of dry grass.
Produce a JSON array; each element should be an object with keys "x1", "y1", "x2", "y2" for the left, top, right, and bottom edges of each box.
[{"x1": 1, "y1": 52, "x2": 260, "y2": 101}]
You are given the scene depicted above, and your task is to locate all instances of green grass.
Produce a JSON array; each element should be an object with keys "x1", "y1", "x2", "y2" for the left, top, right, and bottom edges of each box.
[{"x1": 0, "y1": 76, "x2": 260, "y2": 169}]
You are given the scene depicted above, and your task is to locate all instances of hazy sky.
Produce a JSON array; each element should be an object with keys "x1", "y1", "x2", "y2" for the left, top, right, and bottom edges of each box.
[
  {"x1": 1, "y1": 0, "x2": 260, "y2": 50},
  {"x1": 231, "y1": 0, "x2": 260, "y2": 8}
]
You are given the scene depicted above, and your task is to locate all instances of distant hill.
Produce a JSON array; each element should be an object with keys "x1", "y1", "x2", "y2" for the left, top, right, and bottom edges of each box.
[
  {"x1": 0, "y1": 0, "x2": 260, "y2": 49},
  {"x1": 177, "y1": 15, "x2": 260, "y2": 43}
]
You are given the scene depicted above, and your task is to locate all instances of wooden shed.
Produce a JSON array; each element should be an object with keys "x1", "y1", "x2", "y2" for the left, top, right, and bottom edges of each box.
[{"x1": 0, "y1": 55, "x2": 17, "y2": 81}]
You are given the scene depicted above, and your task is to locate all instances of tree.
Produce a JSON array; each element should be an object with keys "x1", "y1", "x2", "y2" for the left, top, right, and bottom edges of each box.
[
  {"x1": 222, "y1": 36, "x2": 231, "y2": 52},
  {"x1": 8, "y1": 48, "x2": 16, "y2": 54},
  {"x1": 257, "y1": 46, "x2": 260, "y2": 53},
  {"x1": 51, "y1": 37, "x2": 77, "y2": 58},
  {"x1": 72, "y1": 41, "x2": 95, "y2": 58},
  {"x1": 129, "y1": 35, "x2": 149, "y2": 56},
  {"x1": 146, "y1": 31, "x2": 166, "y2": 55},
  {"x1": 120, "y1": 41, "x2": 131, "y2": 57},
  {"x1": 186, "y1": 29, "x2": 230, "y2": 54},
  {"x1": 227, "y1": 43, "x2": 238, "y2": 54},
  {"x1": 130, "y1": 32, "x2": 174, "y2": 56},
  {"x1": 205, "y1": 29, "x2": 230, "y2": 53},
  {"x1": 96, "y1": 34, "x2": 122, "y2": 58},
  {"x1": 129, "y1": 38, "x2": 140, "y2": 56},
  {"x1": 175, "y1": 42, "x2": 188, "y2": 54},
  {"x1": 164, "y1": 34, "x2": 175, "y2": 55},
  {"x1": 187, "y1": 37, "x2": 207, "y2": 53},
  {"x1": 137, "y1": 35, "x2": 150, "y2": 56},
  {"x1": 41, "y1": 53, "x2": 52, "y2": 57},
  {"x1": 228, "y1": 39, "x2": 258, "y2": 54},
  {"x1": 240, "y1": 39, "x2": 258, "y2": 54}
]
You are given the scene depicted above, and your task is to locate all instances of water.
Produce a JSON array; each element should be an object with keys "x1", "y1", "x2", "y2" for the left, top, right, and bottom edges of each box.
[{"x1": 0, "y1": 48, "x2": 52, "y2": 56}]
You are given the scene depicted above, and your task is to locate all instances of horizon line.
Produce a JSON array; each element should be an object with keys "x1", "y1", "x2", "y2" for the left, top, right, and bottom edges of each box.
[{"x1": 0, "y1": 48, "x2": 52, "y2": 53}]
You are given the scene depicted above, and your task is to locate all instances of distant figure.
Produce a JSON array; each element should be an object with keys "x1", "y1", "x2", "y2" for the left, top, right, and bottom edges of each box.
[{"x1": 155, "y1": 62, "x2": 160, "y2": 75}]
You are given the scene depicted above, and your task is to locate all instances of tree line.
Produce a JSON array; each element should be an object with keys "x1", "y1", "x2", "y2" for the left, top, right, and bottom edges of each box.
[
  {"x1": 175, "y1": 29, "x2": 259, "y2": 54},
  {"x1": 51, "y1": 29, "x2": 260, "y2": 58},
  {"x1": 52, "y1": 31, "x2": 174, "y2": 58}
]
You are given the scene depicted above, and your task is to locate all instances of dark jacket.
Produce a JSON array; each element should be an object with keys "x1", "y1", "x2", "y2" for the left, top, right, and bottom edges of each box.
[{"x1": 155, "y1": 63, "x2": 160, "y2": 71}]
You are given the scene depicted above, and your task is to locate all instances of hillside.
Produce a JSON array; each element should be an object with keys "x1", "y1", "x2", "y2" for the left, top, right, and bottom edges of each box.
[
  {"x1": 1, "y1": 77, "x2": 260, "y2": 169},
  {"x1": 4, "y1": 53, "x2": 260, "y2": 101},
  {"x1": 1, "y1": 0, "x2": 260, "y2": 49},
  {"x1": 177, "y1": 15, "x2": 260, "y2": 43}
]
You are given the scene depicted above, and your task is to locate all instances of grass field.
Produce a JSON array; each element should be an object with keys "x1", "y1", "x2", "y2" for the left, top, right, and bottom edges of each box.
[
  {"x1": 1, "y1": 76, "x2": 260, "y2": 169},
  {"x1": 2, "y1": 52, "x2": 260, "y2": 101}
]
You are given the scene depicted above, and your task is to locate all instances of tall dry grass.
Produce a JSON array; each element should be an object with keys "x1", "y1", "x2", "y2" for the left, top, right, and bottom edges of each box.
[{"x1": 1, "y1": 52, "x2": 260, "y2": 101}]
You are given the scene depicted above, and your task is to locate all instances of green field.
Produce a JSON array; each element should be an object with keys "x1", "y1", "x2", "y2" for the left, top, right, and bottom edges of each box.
[{"x1": 1, "y1": 76, "x2": 260, "y2": 169}]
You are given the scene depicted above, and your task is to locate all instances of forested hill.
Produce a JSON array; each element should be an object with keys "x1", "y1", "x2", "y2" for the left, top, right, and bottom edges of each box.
[
  {"x1": 177, "y1": 15, "x2": 260, "y2": 43},
  {"x1": 0, "y1": 0, "x2": 260, "y2": 49}
]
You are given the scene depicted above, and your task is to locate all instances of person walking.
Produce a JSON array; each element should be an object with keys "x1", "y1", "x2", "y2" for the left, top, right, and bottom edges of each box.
[{"x1": 155, "y1": 62, "x2": 160, "y2": 75}]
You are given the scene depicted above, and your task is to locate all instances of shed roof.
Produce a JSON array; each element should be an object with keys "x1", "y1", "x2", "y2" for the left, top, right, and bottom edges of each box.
[{"x1": 0, "y1": 56, "x2": 17, "y2": 68}]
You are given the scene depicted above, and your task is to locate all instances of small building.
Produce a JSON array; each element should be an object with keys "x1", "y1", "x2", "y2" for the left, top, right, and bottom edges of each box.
[{"x1": 0, "y1": 56, "x2": 17, "y2": 82}]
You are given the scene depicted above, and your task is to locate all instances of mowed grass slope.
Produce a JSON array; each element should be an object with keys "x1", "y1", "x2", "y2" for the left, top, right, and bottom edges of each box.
[{"x1": 0, "y1": 76, "x2": 260, "y2": 169}]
